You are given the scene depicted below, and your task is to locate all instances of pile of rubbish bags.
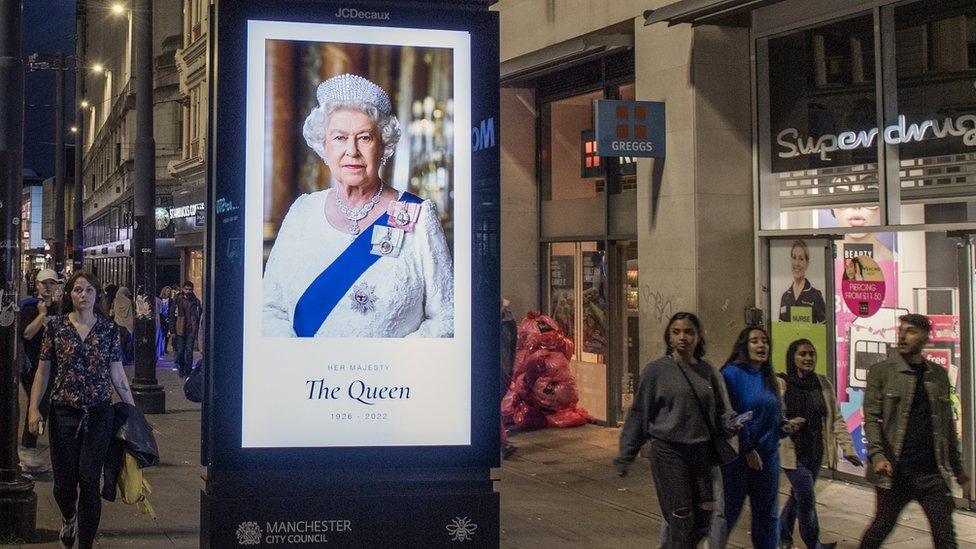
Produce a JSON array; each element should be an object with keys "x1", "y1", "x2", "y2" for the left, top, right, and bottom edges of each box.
[{"x1": 501, "y1": 311, "x2": 593, "y2": 430}]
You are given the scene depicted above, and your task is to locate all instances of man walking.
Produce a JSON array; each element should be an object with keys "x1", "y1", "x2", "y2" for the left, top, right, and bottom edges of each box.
[
  {"x1": 860, "y1": 314, "x2": 968, "y2": 548},
  {"x1": 172, "y1": 281, "x2": 202, "y2": 377},
  {"x1": 17, "y1": 268, "x2": 61, "y2": 473}
]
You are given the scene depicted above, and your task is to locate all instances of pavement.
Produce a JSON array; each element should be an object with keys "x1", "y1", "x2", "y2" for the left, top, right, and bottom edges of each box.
[{"x1": 6, "y1": 357, "x2": 976, "y2": 548}]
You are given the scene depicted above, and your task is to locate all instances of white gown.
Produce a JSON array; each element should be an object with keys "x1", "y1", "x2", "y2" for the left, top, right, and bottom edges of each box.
[{"x1": 262, "y1": 189, "x2": 454, "y2": 338}]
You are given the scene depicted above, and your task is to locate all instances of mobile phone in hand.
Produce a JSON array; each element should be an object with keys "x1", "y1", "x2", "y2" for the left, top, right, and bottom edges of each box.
[{"x1": 727, "y1": 410, "x2": 753, "y2": 430}]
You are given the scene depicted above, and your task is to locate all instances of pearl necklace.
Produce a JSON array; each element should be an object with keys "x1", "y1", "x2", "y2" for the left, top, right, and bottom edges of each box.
[{"x1": 335, "y1": 183, "x2": 383, "y2": 235}]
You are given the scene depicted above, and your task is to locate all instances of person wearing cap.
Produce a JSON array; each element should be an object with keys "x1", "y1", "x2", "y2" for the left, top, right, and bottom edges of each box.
[
  {"x1": 860, "y1": 313, "x2": 968, "y2": 548},
  {"x1": 17, "y1": 267, "x2": 61, "y2": 473},
  {"x1": 262, "y1": 73, "x2": 454, "y2": 338}
]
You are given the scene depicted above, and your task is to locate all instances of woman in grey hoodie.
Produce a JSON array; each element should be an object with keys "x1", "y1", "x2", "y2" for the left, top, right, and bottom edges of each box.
[{"x1": 615, "y1": 312, "x2": 733, "y2": 548}]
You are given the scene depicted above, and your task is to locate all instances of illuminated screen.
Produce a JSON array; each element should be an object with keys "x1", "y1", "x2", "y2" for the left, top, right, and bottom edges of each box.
[{"x1": 241, "y1": 20, "x2": 472, "y2": 448}]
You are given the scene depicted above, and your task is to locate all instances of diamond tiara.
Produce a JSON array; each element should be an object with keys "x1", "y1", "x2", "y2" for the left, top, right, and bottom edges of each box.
[{"x1": 315, "y1": 74, "x2": 392, "y2": 115}]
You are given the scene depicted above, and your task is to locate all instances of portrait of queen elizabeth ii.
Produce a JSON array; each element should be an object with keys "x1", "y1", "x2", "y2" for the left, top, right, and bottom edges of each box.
[{"x1": 262, "y1": 74, "x2": 455, "y2": 338}]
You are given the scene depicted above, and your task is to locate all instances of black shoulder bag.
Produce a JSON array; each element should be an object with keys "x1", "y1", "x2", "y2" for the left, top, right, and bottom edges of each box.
[{"x1": 675, "y1": 361, "x2": 737, "y2": 465}]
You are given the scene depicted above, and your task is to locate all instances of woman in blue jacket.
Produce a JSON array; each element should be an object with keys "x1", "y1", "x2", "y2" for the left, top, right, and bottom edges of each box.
[{"x1": 720, "y1": 326, "x2": 804, "y2": 549}]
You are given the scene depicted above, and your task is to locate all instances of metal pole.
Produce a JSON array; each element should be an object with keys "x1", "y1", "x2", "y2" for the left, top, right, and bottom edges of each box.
[
  {"x1": 72, "y1": 1, "x2": 86, "y2": 272},
  {"x1": 130, "y1": 0, "x2": 164, "y2": 414},
  {"x1": 0, "y1": 0, "x2": 37, "y2": 539},
  {"x1": 53, "y1": 53, "x2": 65, "y2": 274}
]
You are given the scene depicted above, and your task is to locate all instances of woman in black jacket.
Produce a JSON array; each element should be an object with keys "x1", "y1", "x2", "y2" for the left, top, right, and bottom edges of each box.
[{"x1": 615, "y1": 312, "x2": 732, "y2": 547}]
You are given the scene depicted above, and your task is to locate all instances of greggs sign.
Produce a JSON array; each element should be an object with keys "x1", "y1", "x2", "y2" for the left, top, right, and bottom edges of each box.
[{"x1": 595, "y1": 100, "x2": 666, "y2": 158}]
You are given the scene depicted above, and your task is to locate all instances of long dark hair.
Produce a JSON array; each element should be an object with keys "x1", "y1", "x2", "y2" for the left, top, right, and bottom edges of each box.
[
  {"x1": 62, "y1": 271, "x2": 104, "y2": 315},
  {"x1": 785, "y1": 338, "x2": 815, "y2": 378},
  {"x1": 663, "y1": 312, "x2": 706, "y2": 360},
  {"x1": 726, "y1": 325, "x2": 779, "y2": 397}
]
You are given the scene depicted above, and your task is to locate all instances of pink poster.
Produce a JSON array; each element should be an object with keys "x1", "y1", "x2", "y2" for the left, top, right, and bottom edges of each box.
[{"x1": 834, "y1": 239, "x2": 899, "y2": 463}]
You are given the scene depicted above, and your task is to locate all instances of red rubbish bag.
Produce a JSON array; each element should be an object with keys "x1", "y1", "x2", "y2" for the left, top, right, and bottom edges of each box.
[{"x1": 500, "y1": 311, "x2": 592, "y2": 431}]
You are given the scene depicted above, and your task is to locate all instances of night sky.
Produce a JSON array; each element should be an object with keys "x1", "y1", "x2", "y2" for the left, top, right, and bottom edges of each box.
[{"x1": 22, "y1": 1, "x2": 77, "y2": 178}]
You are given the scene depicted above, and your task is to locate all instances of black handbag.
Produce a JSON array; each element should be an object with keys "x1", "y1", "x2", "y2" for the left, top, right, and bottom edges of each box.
[{"x1": 675, "y1": 361, "x2": 738, "y2": 465}]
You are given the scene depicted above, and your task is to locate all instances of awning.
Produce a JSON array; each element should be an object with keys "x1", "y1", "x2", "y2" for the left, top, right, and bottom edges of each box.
[
  {"x1": 643, "y1": 0, "x2": 784, "y2": 27},
  {"x1": 500, "y1": 34, "x2": 631, "y2": 86}
]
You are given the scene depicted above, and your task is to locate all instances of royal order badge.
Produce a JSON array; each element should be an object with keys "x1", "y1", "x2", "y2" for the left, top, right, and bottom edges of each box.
[
  {"x1": 349, "y1": 282, "x2": 378, "y2": 314},
  {"x1": 370, "y1": 225, "x2": 405, "y2": 257},
  {"x1": 385, "y1": 200, "x2": 421, "y2": 232}
]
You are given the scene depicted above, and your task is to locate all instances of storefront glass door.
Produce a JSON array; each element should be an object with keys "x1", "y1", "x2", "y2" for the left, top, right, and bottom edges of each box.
[
  {"x1": 959, "y1": 236, "x2": 976, "y2": 506},
  {"x1": 547, "y1": 241, "x2": 608, "y2": 422}
]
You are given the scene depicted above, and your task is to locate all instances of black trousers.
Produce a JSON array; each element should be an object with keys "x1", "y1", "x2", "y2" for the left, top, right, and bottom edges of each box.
[
  {"x1": 860, "y1": 471, "x2": 957, "y2": 549},
  {"x1": 649, "y1": 439, "x2": 715, "y2": 548},
  {"x1": 49, "y1": 404, "x2": 115, "y2": 549}
]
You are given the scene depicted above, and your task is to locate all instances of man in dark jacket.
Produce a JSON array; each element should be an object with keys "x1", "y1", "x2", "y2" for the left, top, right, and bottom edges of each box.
[
  {"x1": 18, "y1": 268, "x2": 60, "y2": 473},
  {"x1": 172, "y1": 281, "x2": 202, "y2": 377},
  {"x1": 860, "y1": 314, "x2": 968, "y2": 548}
]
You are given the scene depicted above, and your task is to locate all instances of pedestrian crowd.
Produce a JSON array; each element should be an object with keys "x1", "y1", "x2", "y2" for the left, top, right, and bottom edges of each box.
[
  {"x1": 613, "y1": 311, "x2": 966, "y2": 549},
  {"x1": 16, "y1": 267, "x2": 200, "y2": 548}
]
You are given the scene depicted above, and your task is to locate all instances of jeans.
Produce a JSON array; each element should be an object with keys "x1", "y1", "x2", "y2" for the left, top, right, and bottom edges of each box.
[
  {"x1": 49, "y1": 404, "x2": 115, "y2": 549},
  {"x1": 722, "y1": 448, "x2": 780, "y2": 549},
  {"x1": 859, "y1": 471, "x2": 957, "y2": 549},
  {"x1": 780, "y1": 451, "x2": 824, "y2": 548},
  {"x1": 658, "y1": 465, "x2": 727, "y2": 548},
  {"x1": 649, "y1": 440, "x2": 716, "y2": 548},
  {"x1": 119, "y1": 327, "x2": 133, "y2": 364},
  {"x1": 173, "y1": 331, "x2": 196, "y2": 376}
]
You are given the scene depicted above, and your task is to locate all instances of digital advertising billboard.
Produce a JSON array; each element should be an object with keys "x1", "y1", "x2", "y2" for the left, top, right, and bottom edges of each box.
[
  {"x1": 243, "y1": 20, "x2": 472, "y2": 449},
  {"x1": 206, "y1": 0, "x2": 499, "y2": 471}
]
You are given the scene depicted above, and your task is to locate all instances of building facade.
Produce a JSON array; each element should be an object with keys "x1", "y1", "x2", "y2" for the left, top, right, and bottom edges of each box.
[
  {"x1": 167, "y1": 0, "x2": 209, "y2": 294},
  {"x1": 496, "y1": 0, "x2": 754, "y2": 426},
  {"x1": 79, "y1": 2, "x2": 182, "y2": 289},
  {"x1": 744, "y1": 0, "x2": 976, "y2": 502},
  {"x1": 496, "y1": 0, "x2": 976, "y2": 506}
]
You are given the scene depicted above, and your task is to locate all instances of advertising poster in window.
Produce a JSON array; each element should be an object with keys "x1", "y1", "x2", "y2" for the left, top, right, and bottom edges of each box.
[
  {"x1": 242, "y1": 21, "x2": 472, "y2": 448},
  {"x1": 549, "y1": 254, "x2": 575, "y2": 340},
  {"x1": 769, "y1": 239, "x2": 828, "y2": 376},
  {"x1": 581, "y1": 251, "x2": 606, "y2": 356},
  {"x1": 820, "y1": 217, "x2": 900, "y2": 467}
]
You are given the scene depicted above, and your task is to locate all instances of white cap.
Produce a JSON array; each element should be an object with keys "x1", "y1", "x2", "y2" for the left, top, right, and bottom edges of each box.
[{"x1": 36, "y1": 268, "x2": 60, "y2": 283}]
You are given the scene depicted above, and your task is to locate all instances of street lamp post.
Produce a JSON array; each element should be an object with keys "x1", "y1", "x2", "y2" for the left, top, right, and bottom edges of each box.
[
  {"x1": 0, "y1": 0, "x2": 37, "y2": 540},
  {"x1": 53, "y1": 53, "x2": 65, "y2": 274},
  {"x1": 73, "y1": 1, "x2": 86, "y2": 273},
  {"x1": 27, "y1": 52, "x2": 69, "y2": 274},
  {"x1": 130, "y1": 0, "x2": 164, "y2": 414}
]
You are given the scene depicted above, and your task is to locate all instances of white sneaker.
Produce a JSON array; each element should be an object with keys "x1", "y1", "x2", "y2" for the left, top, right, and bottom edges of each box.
[{"x1": 59, "y1": 515, "x2": 77, "y2": 548}]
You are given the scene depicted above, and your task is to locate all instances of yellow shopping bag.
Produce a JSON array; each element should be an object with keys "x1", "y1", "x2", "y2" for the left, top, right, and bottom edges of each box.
[{"x1": 117, "y1": 451, "x2": 156, "y2": 520}]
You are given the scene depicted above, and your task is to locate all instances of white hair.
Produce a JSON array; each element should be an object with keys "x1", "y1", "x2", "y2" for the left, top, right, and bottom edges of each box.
[{"x1": 302, "y1": 99, "x2": 401, "y2": 166}]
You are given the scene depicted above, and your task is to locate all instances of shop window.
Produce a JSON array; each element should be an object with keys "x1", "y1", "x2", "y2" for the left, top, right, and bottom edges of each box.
[
  {"x1": 894, "y1": 0, "x2": 976, "y2": 224},
  {"x1": 760, "y1": 14, "x2": 881, "y2": 231},
  {"x1": 541, "y1": 90, "x2": 605, "y2": 201},
  {"x1": 831, "y1": 230, "x2": 964, "y2": 491}
]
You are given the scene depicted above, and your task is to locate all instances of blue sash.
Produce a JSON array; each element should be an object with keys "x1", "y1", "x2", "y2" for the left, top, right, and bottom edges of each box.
[{"x1": 292, "y1": 192, "x2": 423, "y2": 337}]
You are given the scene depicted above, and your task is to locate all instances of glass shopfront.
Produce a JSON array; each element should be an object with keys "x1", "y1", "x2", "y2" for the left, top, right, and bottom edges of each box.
[
  {"x1": 528, "y1": 50, "x2": 638, "y2": 424},
  {"x1": 756, "y1": 0, "x2": 976, "y2": 504}
]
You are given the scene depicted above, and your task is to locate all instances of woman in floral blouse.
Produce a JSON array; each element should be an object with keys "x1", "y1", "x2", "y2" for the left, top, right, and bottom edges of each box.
[{"x1": 27, "y1": 271, "x2": 135, "y2": 549}]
